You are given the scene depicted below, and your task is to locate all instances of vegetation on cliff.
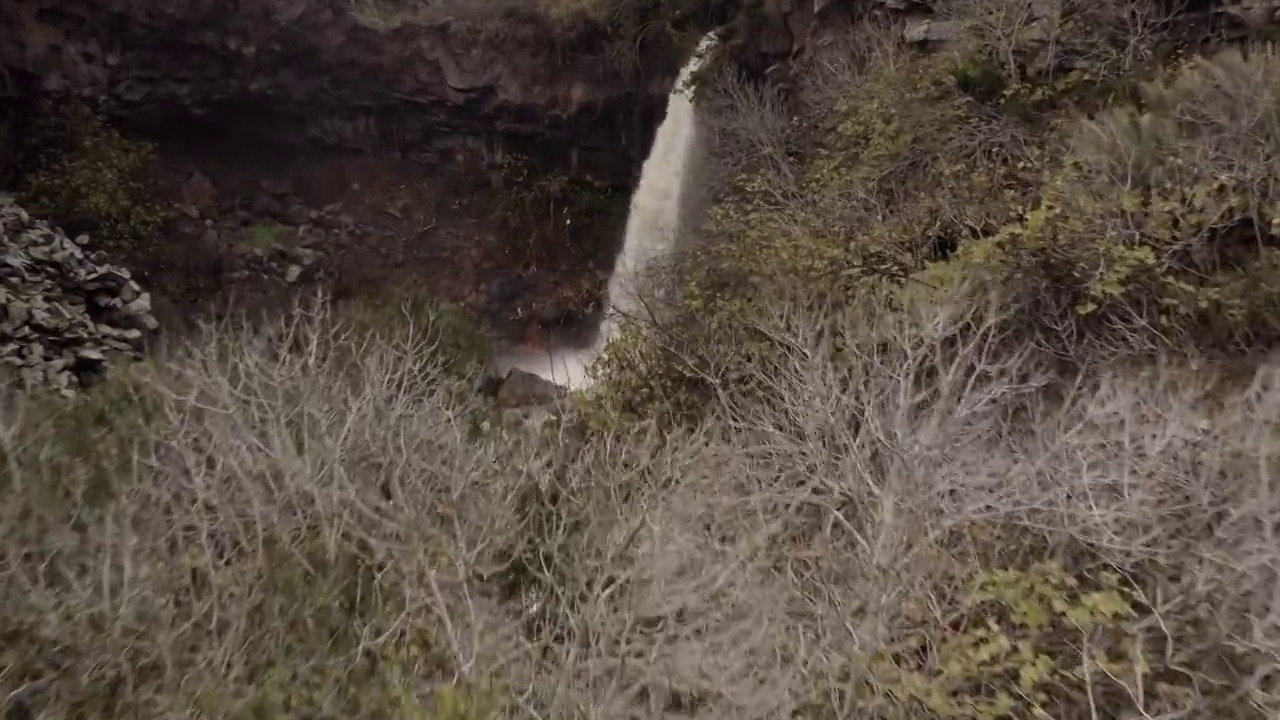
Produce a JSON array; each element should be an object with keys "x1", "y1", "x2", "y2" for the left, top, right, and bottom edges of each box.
[
  {"x1": 4, "y1": 1, "x2": 1280, "y2": 719},
  {"x1": 15, "y1": 100, "x2": 167, "y2": 249}
]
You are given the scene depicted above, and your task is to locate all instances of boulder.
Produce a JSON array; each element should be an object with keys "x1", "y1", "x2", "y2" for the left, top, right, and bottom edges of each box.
[
  {"x1": 495, "y1": 368, "x2": 563, "y2": 409},
  {"x1": 903, "y1": 18, "x2": 966, "y2": 45}
]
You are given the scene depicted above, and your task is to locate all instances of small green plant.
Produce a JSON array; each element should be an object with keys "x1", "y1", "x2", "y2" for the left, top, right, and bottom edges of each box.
[
  {"x1": 17, "y1": 100, "x2": 167, "y2": 247},
  {"x1": 242, "y1": 223, "x2": 294, "y2": 250},
  {"x1": 428, "y1": 681, "x2": 504, "y2": 720},
  {"x1": 580, "y1": 317, "x2": 705, "y2": 429},
  {"x1": 855, "y1": 559, "x2": 1149, "y2": 720}
]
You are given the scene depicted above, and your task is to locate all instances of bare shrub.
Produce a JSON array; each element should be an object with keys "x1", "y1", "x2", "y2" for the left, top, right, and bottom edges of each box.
[
  {"x1": 0, "y1": 295, "x2": 694, "y2": 718},
  {"x1": 700, "y1": 66, "x2": 799, "y2": 202},
  {"x1": 3, "y1": 279, "x2": 1278, "y2": 718},
  {"x1": 698, "y1": 15, "x2": 914, "y2": 223},
  {"x1": 1079, "y1": 45, "x2": 1280, "y2": 194},
  {"x1": 592, "y1": 278, "x2": 1280, "y2": 718},
  {"x1": 938, "y1": 0, "x2": 1176, "y2": 82},
  {"x1": 0, "y1": 297, "x2": 533, "y2": 717}
]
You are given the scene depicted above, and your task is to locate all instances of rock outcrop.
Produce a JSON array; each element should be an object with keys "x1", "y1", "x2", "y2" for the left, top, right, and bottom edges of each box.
[
  {"x1": 494, "y1": 368, "x2": 565, "y2": 409},
  {"x1": 473, "y1": 366, "x2": 568, "y2": 429},
  {"x1": 0, "y1": 0, "x2": 696, "y2": 185},
  {"x1": 0, "y1": 196, "x2": 158, "y2": 394}
]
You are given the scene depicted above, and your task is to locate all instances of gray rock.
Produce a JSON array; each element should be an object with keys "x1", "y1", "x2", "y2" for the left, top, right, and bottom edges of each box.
[
  {"x1": 0, "y1": 201, "x2": 160, "y2": 394},
  {"x1": 122, "y1": 292, "x2": 153, "y2": 317},
  {"x1": 48, "y1": 369, "x2": 71, "y2": 391},
  {"x1": 496, "y1": 369, "x2": 563, "y2": 408},
  {"x1": 28, "y1": 308, "x2": 60, "y2": 333},
  {"x1": 90, "y1": 293, "x2": 124, "y2": 310},
  {"x1": 75, "y1": 347, "x2": 107, "y2": 363},
  {"x1": 285, "y1": 246, "x2": 323, "y2": 266},
  {"x1": 904, "y1": 19, "x2": 965, "y2": 45},
  {"x1": 283, "y1": 264, "x2": 303, "y2": 283},
  {"x1": 81, "y1": 270, "x2": 131, "y2": 293},
  {"x1": 877, "y1": 0, "x2": 926, "y2": 9},
  {"x1": 120, "y1": 280, "x2": 142, "y2": 304},
  {"x1": 4, "y1": 301, "x2": 31, "y2": 330},
  {"x1": 1, "y1": 255, "x2": 29, "y2": 278}
]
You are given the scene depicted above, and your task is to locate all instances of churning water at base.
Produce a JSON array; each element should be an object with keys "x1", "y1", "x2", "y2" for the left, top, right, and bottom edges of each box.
[{"x1": 493, "y1": 33, "x2": 717, "y2": 390}]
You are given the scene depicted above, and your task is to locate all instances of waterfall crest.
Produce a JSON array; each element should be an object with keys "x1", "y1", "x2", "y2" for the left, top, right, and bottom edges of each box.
[{"x1": 494, "y1": 33, "x2": 718, "y2": 389}]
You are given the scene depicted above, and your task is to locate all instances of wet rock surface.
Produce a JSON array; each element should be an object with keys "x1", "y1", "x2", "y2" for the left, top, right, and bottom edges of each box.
[{"x1": 0, "y1": 196, "x2": 158, "y2": 394}]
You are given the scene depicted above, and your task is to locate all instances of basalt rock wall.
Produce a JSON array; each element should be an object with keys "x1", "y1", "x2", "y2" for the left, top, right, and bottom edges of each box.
[{"x1": 0, "y1": 0, "x2": 701, "y2": 187}]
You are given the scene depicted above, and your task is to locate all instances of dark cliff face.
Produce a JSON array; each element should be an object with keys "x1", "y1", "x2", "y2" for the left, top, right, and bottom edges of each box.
[{"x1": 0, "y1": 0, "x2": 693, "y2": 186}]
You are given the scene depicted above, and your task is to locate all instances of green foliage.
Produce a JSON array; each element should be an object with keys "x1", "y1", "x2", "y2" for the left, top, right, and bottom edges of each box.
[
  {"x1": 856, "y1": 559, "x2": 1148, "y2": 720},
  {"x1": 0, "y1": 367, "x2": 158, "y2": 520},
  {"x1": 182, "y1": 531, "x2": 458, "y2": 720},
  {"x1": 694, "y1": 26, "x2": 1280, "y2": 365},
  {"x1": 928, "y1": 46, "x2": 1280, "y2": 357},
  {"x1": 590, "y1": 46, "x2": 1053, "y2": 425},
  {"x1": 242, "y1": 222, "x2": 294, "y2": 250},
  {"x1": 700, "y1": 46, "x2": 1048, "y2": 312},
  {"x1": 428, "y1": 682, "x2": 504, "y2": 720},
  {"x1": 578, "y1": 317, "x2": 710, "y2": 429},
  {"x1": 17, "y1": 100, "x2": 167, "y2": 247},
  {"x1": 950, "y1": 53, "x2": 1009, "y2": 104}
]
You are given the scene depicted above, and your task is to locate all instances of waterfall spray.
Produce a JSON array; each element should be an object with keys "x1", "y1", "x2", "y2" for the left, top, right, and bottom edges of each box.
[{"x1": 495, "y1": 32, "x2": 718, "y2": 389}]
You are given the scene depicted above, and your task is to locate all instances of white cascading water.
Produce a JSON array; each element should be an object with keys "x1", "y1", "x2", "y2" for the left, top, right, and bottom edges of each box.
[{"x1": 495, "y1": 33, "x2": 718, "y2": 389}]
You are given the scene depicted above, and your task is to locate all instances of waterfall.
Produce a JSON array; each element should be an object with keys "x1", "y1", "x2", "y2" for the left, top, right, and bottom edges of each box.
[{"x1": 494, "y1": 33, "x2": 718, "y2": 390}]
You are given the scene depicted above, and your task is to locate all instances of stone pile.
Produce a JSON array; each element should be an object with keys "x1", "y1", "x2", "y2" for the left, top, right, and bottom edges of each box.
[{"x1": 0, "y1": 196, "x2": 159, "y2": 395}]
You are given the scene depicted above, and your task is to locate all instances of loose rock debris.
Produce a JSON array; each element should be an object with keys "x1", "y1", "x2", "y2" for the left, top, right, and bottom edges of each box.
[{"x1": 0, "y1": 196, "x2": 159, "y2": 394}]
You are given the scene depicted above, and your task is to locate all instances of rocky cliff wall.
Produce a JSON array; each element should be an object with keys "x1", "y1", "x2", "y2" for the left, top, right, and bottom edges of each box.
[{"x1": 0, "y1": 0, "x2": 704, "y2": 186}]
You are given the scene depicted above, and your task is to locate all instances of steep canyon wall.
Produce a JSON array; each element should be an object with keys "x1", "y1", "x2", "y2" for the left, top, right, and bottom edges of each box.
[{"x1": 0, "y1": 0, "x2": 698, "y2": 186}]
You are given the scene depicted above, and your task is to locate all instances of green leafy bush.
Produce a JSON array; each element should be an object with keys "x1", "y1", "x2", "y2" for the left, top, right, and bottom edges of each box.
[
  {"x1": 580, "y1": 316, "x2": 714, "y2": 428},
  {"x1": 929, "y1": 47, "x2": 1280, "y2": 359},
  {"x1": 854, "y1": 558, "x2": 1149, "y2": 720},
  {"x1": 696, "y1": 35, "x2": 1048, "y2": 320},
  {"x1": 694, "y1": 21, "x2": 1280, "y2": 366},
  {"x1": 17, "y1": 100, "x2": 167, "y2": 246}
]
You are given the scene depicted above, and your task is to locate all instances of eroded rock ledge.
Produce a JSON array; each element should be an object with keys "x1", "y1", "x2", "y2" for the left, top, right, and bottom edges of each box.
[{"x1": 0, "y1": 0, "x2": 693, "y2": 184}]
